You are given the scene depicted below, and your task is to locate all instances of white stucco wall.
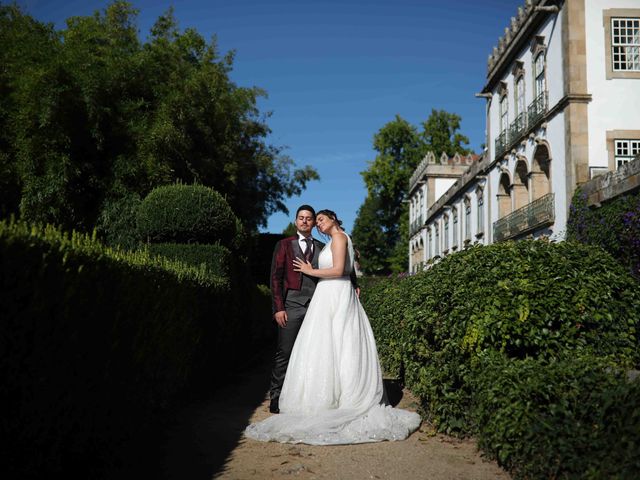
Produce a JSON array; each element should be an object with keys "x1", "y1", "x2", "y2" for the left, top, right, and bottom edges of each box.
[
  {"x1": 434, "y1": 178, "x2": 457, "y2": 202},
  {"x1": 488, "y1": 12, "x2": 563, "y2": 160},
  {"x1": 586, "y1": 0, "x2": 640, "y2": 170}
]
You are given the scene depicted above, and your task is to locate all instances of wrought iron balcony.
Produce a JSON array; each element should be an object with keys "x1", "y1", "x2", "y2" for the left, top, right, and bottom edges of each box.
[
  {"x1": 528, "y1": 92, "x2": 547, "y2": 127},
  {"x1": 509, "y1": 112, "x2": 527, "y2": 143},
  {"x1": 493, "y1": 192, "x2": 555, "y2": 242},
  {"x1": 494, "y1": 130, "x2": 509, "y2": 158},
  {"x1": 410, "y1": 215, "x2": 424, "y2": 236}
]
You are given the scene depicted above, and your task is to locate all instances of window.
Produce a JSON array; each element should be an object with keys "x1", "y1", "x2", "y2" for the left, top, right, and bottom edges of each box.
[
  {"x1": 515, "y1": 77, "x2": 525, "y2": 116},
  {"x1": 434, "y1": 225, "x2": 440, "y2": 256},
  {"x1": 615, "y1": 139, "x2": 640, "y2": 168},
  {"x1": 464, "y1": 197, "x2": 471, "y2": 241},
  {"x1": 452, "y1": 207, "x2": 458, "y2": 247},
  {"x1": 428, "y1": 229, "x2": 432, "y2": 258},
  {"x1": 477, "y1": 190, "x2": 484, "y2": 235},
  {"x1": 444, "y1": 215, "x2": 449, "y2": 251},
  {"x1": 500, "y1": 95, "x2": 508, "y2": 133},
  {"x1": 534, "y1": 53, "x2": 546, "y2": 97},
  {"x1": 612, "y1": 18, "x2": 640, "y2": 72}
]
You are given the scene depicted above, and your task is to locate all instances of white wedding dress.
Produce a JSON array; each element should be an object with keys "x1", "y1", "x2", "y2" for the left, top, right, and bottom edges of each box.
[{"x1": 245, "y1": 234, "x2": 421, "y2": 445}]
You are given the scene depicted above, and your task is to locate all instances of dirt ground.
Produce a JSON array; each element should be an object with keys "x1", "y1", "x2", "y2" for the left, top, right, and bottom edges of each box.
[{"x1": 107, "y1": 352, "x2": 509, "y2": 480}]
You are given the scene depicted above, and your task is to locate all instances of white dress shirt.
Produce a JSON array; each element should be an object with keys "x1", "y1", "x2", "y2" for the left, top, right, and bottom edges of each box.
[{"x1": 297, "y1": 232, "x2": 314, "y2": 255}]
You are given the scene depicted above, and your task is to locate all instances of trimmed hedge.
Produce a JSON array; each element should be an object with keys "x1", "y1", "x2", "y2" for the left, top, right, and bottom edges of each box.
[
  {"x1": 137, "y1": 184, "x2": 242, "y2": 247},
  {"x1": 0, "y1": 219, "x2": 271, "y2": 477},
  {"x1": 473, "y1": 353, "x2": 640, "y2": 479},
  {"x1": 567, "y1": 188, "x2": 640, "y2": 279},
  {"x1": 147, "y1": 242, "x2": 231, "y2": 284},
  {"x1": 361, "y1": 240, "x2": 640, "y2": 434}
]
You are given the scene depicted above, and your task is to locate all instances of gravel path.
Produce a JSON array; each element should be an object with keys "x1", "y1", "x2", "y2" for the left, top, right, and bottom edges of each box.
[{"x1": 107, "y1": 352, "x2": 510, "y2": 480}]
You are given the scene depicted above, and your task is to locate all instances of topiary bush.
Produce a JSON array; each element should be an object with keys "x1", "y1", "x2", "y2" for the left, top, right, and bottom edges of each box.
[
  {"x1": 361, "y1": 240, "x2": 640, "y2": 434},
  {"x1": 137, "y1": 184, "x2": 242, "y2": 247},
  {"x1": 472, "y1": 352, "x2": 640, "y2": 479}
]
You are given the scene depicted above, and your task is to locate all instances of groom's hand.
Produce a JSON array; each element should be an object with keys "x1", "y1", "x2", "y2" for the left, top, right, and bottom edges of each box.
[{"x1": 274, "y1": 310, "x2": 288, "y2": 327}]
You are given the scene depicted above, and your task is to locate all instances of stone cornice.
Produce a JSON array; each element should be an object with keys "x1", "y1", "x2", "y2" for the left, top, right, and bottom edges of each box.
[
  {"x1": 408, "y1": 151, "x2": 478, "y2": 194},
  {"x1": 424, "y1": 155, "x2": 491, "y2": 224},
  {"x1": 482, "y1": 0, "x2": 562, "y2": 93}
]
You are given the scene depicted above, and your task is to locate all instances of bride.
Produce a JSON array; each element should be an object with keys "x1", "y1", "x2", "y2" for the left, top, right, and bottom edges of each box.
[{"x1": 245, "y1": 209, "x2": 421, "y2": 445}]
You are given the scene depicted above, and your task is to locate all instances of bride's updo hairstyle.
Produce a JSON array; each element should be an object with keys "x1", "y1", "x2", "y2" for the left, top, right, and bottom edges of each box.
[{"x1": 316, "y1": 209, "x2": 344, "y2": 230}]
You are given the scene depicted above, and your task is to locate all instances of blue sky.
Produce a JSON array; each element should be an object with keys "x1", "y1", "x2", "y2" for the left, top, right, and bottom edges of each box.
[{"x1": 20, "y1": 0, "x2": 522, "y2": 233}]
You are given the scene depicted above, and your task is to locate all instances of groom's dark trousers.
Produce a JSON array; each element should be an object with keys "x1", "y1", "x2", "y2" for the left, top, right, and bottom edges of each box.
[{"x1": 269, "y1": 236, "x2": 323, "y2": 402}]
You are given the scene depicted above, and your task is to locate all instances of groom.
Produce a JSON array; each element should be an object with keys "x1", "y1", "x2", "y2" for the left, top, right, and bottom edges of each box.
[{"x1": 268, "y1": 205, "x2": 324, "y2": 414}]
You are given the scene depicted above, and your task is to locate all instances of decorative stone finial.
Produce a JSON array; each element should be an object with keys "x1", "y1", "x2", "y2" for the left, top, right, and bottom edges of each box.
[{"x1": 426, "y1": 151, "x2": 436, "y2": 164}]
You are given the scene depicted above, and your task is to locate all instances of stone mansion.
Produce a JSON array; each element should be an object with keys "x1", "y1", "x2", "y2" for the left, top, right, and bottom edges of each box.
[{"x1": 408, "y1": 0, "x2": 640, "y2": 273}]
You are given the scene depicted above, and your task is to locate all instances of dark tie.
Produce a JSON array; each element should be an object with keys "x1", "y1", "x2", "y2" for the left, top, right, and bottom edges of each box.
[{"x1": 304, "y1": 238, "x2": 313, "y2": 262}]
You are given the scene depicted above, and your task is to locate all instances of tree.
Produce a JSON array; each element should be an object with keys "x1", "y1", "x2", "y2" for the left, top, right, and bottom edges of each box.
[
  {"x1": 353, "y1": 116, "x2": 423, "y2": 274},
  {"x1": 282, "y1": 222, "x2": 297, "y2": 236},
  {"x1": 353, "y1": 110, "x2": 472, "y2": 274},
  {"x1": 421, "y1": 109, "x2": 471, "y2": 156},
  {"x1": 0, "y1": 2, "x2": 318, "y2": 239},
  {"x1": 0, "y1": 4, "x2": 59, "y2": 218},
  {"x1": 351, "y1": 194, "x2": 389, "y2": 274}
]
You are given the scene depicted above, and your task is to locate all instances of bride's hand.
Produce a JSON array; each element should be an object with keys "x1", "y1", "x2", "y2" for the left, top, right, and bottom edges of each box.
[{"x1": 293, "y1": 257, "x2": 312, "y2": 274}]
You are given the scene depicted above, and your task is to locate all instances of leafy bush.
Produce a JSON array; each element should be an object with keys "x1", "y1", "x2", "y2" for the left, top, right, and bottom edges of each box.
[
  {"x1": 148, "y1": 242, "x2": 231, "y2": 283},
  {"x1": 472, "y1": 353, "x2": 640, "y2": 479},
  {"x1": 0, "y1": 218, "x2": 271, "y2": 477},
  {"x1": 96, "y1": 193, "x2": 143, "y2": 250},
  {"x1": 137, "y1": 184, "x2": 241, "y2": 247},
  {"x1": 568, "y1": 188, "x2": 640, "y2": 279},
  {"x1": 361, "y1": 240, "x2": 640, "y2": 434}
]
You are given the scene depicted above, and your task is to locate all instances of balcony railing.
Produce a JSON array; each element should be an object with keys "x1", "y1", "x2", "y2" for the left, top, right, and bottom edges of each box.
[
  {"x1": 528, "y1": 92, "x2": 547, "y2": 127},
  {"x1": 410, "y1": 215, "x2": 424, "y2": 236},
  {"x1": 493, "y1": 192, "x2": 555, "y2": 242},
  {"x1": 494, "y1": 130, "x2": 509, "y2": 158},
  {"x1": 509, "y1": 112, "x2": 527, "y2": 141}
]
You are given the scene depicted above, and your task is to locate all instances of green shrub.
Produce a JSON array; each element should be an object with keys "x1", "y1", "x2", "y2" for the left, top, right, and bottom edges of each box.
[
  {"x1": 472, "y1": 353, "x2": 640, "y2": 479},
  {"x1": 361, "y1": 240, "x2": 640, "y2": 434},
  {"x1": 148, "y1": 242, "x2": 231, "y2": 284},
  {"x1": 96, "y1": 193, "x2": 143, "y2": 250},
  {"x1": 361, "y1": 277, "x2": 407, "y2": 379},
  {"x1": 567, "y1": 188, "x2": 640, "y2": 279},
  {"x1": 136, "y1": 184, "x2": 241, "y2": 247},
  {"x1": 0, "y1": 218, "x2": 272, "y2": 476}
]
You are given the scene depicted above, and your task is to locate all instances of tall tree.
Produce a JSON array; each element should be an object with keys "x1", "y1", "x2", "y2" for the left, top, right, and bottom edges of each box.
[
  {"x1": 353, "y1": 115, "x2": 424, "y2": 274},
  {"x1": 353, "y1": 110, "x2": 472, "y2": 274},
  {"x1": 0, "y1": 1, "x2": 318, "y2": 238},
  {"x1": 351, "y1": 194, "x2": 389, "y2": 274},
  {"x1": 421, "y1": 108, "x2": 471, "y2": 156}
]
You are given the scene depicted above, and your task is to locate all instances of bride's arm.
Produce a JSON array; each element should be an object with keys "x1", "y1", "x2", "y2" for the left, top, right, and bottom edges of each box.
[{"x1": 293, "y1": 233, "x2": 347, "y2": 278}]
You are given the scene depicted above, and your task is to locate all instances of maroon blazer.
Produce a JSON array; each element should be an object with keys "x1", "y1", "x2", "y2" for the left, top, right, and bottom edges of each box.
[{"x1": 270, "y1": 236, "x2": 324, "y2": 314}]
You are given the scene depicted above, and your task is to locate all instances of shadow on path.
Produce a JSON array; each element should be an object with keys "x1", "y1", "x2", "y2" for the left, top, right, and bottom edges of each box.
[
  {"x1": 104, "y1": 348, "x2": 273, "y2": 480},
  {"x1": 103, "y1": 350, "x2": 409, "y2": 480}
]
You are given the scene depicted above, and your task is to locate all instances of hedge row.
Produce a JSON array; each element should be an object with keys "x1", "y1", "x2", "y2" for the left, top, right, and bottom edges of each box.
[
  {"x1": 147, "y1": 242, "x2": 232, "y2": 284},
  {"x1": 473, "y1": 353, "x2": 640, "y2": 479},
  {"x1": 0, "y1": 219, "x2": 271, "y2": 477},
  {"x1": 567, "y1": 188, "x2": 640, "y2": 279},
  {"x1": 360, "y1": 240, "x2": 640, "y2": 478}
]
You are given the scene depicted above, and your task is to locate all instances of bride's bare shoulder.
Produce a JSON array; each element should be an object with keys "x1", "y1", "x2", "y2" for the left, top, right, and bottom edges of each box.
[{"x1": 331, "y1": 231, "x2": 348, "y2": 245}]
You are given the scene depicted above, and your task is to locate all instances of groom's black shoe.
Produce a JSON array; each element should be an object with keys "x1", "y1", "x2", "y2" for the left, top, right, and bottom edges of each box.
[{"x1": 269, "y1": 398, "x2": 280, "y2": 414}]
